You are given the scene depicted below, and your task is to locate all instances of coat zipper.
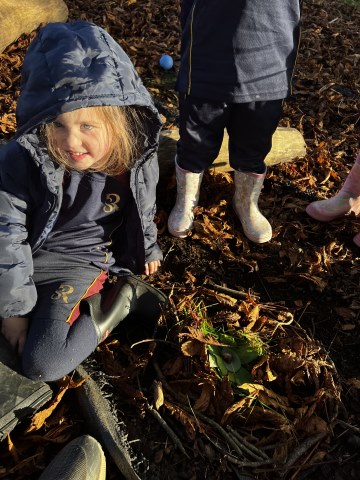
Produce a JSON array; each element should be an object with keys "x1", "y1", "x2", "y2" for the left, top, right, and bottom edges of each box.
[{"x1": 187, "y1": 1, "x2": 197, "y2": 96}]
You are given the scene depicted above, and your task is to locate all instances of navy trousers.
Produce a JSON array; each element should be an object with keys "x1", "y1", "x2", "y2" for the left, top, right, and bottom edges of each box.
[
  {"x1": 21, "y1": 250, "x2": 106, "y2": 382},
  {"x1": 177, "y1": 95, "x2": 283, "y2": 174}
]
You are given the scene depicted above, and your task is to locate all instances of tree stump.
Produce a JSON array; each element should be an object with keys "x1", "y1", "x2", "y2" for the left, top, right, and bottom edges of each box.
[
  {"x1": 0, "y1": 0, "x2": 68, "y2": 54},
  {"x1": 158, "y1": 127, "x2": 306, "y2": 180}
]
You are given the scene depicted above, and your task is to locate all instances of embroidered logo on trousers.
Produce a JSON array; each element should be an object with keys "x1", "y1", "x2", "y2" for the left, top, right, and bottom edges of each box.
[{"x1": 51, "y1": 284, "x2": 74, "y2": 303}]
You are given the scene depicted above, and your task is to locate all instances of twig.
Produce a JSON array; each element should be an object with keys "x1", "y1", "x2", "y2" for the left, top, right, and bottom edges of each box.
[
  {"x1": 229, "y1": 463, "x2": 256, "y2": 480},
  {"x1": 184, "y1": 405, "x2": 275, "y2": 468},
  {"x1": 130, "y1": 338, "x2": 179, "y2": 349},
  {"x1": 153, "y1": 359, "x2": 273, "y2": 467},
  {"x1": 152, "y1": 359, "x2": 187, "y2": 403},
  {"x1": 288, "y1": 441, "x2": 319, "y2": 480},
  {"x1": 335, "y1": 419, "x2": 360, "y2": 436},
  {"x1": 227, "y1": 425, "x2": 270, "y2": 461},
  {"x1": 224, "y1": 455, "x2": 274, "y2": 468},
  {"x1": 204, "y1": 278, "x2": 259, "y2": 300},
  {"x1": 282, "y1": 432, "x2": 328, "y2": 470},
  {"x1": 183, "y1": 406, "x2": 246, "y2": 460},
  {"x1": 136, "y1": 371, "x2": 189, "y2": 459},
  {"x1": 146, "y1": 403, "x2": 190, "y2": 458},
  {"x1": 254, "y1": 457, "x2": 341, "y2": 474}
]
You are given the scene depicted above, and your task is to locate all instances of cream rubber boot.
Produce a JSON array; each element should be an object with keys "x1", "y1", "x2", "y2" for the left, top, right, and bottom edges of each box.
[
  {"x1": 168, "y1": 160, "x2": 203, "y2": 238},
  {"x1": 233, "y1": 170, "x2": 272, "y2": 243},
  {"x1": 306, "y1": 156, "x2": 360, "y2": 221}
]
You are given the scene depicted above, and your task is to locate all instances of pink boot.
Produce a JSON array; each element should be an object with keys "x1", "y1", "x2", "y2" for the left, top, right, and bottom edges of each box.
[
  {"x1": 306, "y1": 155, "x2": 360, "y2": 220},
  {"x1": 306, "y1": 154, "x2": 360, "y2": 247},
  {"x1": 353, "y1": 233, "x2": 360, "y2": 247}
]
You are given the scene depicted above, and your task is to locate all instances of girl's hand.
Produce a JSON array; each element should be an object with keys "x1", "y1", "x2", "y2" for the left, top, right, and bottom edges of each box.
[
  {"x1": 144, "y1": 260, "x2": 161, "y2": 275},
  {"x1": 1, "y1": 316, "x2": 29, "y2": 355}
]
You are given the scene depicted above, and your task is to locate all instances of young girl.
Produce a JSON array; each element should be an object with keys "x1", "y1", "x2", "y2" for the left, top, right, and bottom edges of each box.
[
  {"x1": 0, "y1": 21, "x2": 164, "y2": 381},
  {"x1": 168, "y1": 0, "x2": 301, "y2": 243}
]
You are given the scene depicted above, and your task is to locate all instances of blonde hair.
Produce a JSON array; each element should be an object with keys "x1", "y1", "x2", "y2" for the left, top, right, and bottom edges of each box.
[{"x1": 43, "y1": 105, "x2": 147, "y2": 175}]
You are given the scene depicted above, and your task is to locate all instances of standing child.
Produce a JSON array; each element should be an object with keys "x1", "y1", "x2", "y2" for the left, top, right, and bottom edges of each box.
[
  {"x1": 0, "y1": 21, "x2": 164, "y2": 382},
  {"x1": 168, "y1": 0, "x2": 301, "y2": 243},
  {"x1": 306, "y1": 154, "x2": 360, "y2": 246}
]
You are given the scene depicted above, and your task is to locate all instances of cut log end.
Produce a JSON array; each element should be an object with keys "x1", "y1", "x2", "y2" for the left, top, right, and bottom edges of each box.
[{"x1": 158, "y1": 126, "x2": 306, "y2": 178}]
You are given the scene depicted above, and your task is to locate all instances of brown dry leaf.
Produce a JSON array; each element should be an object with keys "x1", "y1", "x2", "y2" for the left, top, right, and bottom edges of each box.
[
  {"x1": 26, "y1": 377, "x2": 87, "y2": 433},
  {"x1": 341, "y1": 324, "x2": 356, "y2": 331},
  {"x1": 184, "y1": 270, "x2": 196, "y2": 284},
  {"x1": 265, "y1": 357, "x2": 278, "y2": 382},
  {"x1": 344, "y1": 378, "x2": 360, "y2": 389},
  {"x1": 256, "y1": 388, "x2": 294, "y2": 415},
  {"x1": 181, "y1": 339, "x2": 204, "y2": 357},
  {"x1": 335, "y1": 307, "x2": 357, "y2": 320},
  {"x1": 176, "y1": 292, "x2": 196, "y2": 311},
  {"x1": 221, "y1": 395, "x2": 257, "y2": 425},
  {"x1": 202, "y1": 288, "x2": 238, "y2": 307},
  {"x1": 162, "y1": 355, "x2": 184, "y2": 376},
  {"x1": 245, "y1": 304, "x2": 260, "y2": 330},
  {"x1": 40, "y1": 424, "x2": 74, "y2": 444},
  {"x1": 164, "y1": 400, "x2": 198, "y2": 441},
  {"x1": 153, "y1": 380, "x2": 164, "y2": 410},
  {"x1": 181, "y1": 327, "x2": 226, "y2": 346},
  {"x1": 6, "y1": 434, "x2": 20, "y2": 463},
  {"x1": 264, "y1": 276, "x2": 287, "y2": 284},
  {"x1": 301, "y1": 415, "x2": 329, "y2": 435},
  {"x1": 0, "y1": 113, "x2": 16, "y2": 133},
  {"x1": 284, "y1": 272, "x2": 328, "y2": 291},
  {"x1": 25, "y1": 388, "x2": 68, "y2": 433},
  {"x1": 232, "y1": 405, "x2": 294, "y2": 434},
  {"x1": 193, "y1": 381, "x2": 216, "y2": 412}
]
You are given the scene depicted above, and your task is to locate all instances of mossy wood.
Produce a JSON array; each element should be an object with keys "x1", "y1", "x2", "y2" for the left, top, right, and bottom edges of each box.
[
  {"x1": 158, "y1": 127, "x2": 306, "y2": 177},
  {"x1": 0, "y1": 0, "x2": 68, "y2": 54}
]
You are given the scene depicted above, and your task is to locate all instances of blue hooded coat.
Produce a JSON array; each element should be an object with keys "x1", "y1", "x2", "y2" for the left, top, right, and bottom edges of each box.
[
  {"x1": 176, "y1": 0, "x2": 301, "y2": 102},
  {"x1": 0, "y1": 21, "x2": 163, "y2": 319}
]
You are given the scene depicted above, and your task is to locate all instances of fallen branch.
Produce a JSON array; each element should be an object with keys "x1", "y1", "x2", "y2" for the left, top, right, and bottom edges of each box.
[
  {"x1": 224, "y1": 455, "x2": 274, "y2": 468},
  {"x1": 282, "y1": 432, "x2": 328, "y2": 471},
  {"x1": 146, "y1": 403, "x2": 190, "y2": 459},
  {"x1": 204, "y1": 278, "x2": 259, "y2": 300}
]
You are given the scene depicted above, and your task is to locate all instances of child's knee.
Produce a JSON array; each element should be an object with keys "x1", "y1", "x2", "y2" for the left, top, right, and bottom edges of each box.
[{"x1": 21, "y1": 352, "x2": 66, "y2": 382}]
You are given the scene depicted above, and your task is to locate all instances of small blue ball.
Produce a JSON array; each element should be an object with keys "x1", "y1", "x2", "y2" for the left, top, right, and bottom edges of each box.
[{"x1": 159, "y1": 54, "x2": 173, "y2": 70}]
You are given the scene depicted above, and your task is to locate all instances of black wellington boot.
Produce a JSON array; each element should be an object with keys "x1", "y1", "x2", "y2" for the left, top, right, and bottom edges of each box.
[
  {"x1": 0, "y1": 334, "x2": 52, "y2": 441},
  {"x1": 82, "y1": 275, "x2": 168, "y2": 343}
]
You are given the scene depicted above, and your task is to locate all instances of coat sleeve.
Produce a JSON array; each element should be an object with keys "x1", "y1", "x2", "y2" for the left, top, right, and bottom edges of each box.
[
  {"x1": 137, "y1": 151, "x2": 163, "y2": 265},
  {"x1": 0, "y1": 150, "x2": 37, "y2": 319}
]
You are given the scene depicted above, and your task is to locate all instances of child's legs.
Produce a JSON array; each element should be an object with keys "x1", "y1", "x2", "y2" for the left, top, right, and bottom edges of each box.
[
  {"x1": 177, "y1": 95, "x2": 230, "y2": 172},
  {"x1": 22, "y1": 250, "x2": 106, "y2": 382},
  {"x1": 227, "y1": 100, "x2": 283, "y2": 174}
]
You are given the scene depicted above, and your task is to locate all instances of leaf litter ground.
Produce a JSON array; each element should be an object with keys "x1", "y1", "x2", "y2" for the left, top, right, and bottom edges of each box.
[{"x1": 0, "y1": 1, "x2": 359, "y2": 479}]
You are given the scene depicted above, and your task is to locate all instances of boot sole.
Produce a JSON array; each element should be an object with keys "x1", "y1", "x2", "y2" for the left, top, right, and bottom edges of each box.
[{"x1": 167, "y1": 224, "x2": 190, "y2": 238}]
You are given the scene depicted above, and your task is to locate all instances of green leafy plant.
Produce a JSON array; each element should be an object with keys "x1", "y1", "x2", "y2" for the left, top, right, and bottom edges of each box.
[{"x1": 202, "y1": 324, "x2": 266, "y2": 386}]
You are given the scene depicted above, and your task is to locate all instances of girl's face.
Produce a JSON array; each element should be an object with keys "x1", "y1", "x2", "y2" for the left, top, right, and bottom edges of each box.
[{"x1": 51, "y1": 109, "x2": 112, "y2": 170}]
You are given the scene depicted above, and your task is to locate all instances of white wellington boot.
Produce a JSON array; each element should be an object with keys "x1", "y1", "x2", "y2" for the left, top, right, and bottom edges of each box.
[
  {"x1": 233, "y1": 170, "x2": 272, "y2": 243},
  {"x1": 168, "y1": 160, "x2": 204, "y2": 238}
]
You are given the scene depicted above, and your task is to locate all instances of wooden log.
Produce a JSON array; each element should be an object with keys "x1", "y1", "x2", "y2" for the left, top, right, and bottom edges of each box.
[
  {"x1": 158, "y1": 127, "x2": 306, "y2": 179},
  {"x1": 0, "y1": 0, "x2": 68, "y2": 54}
]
